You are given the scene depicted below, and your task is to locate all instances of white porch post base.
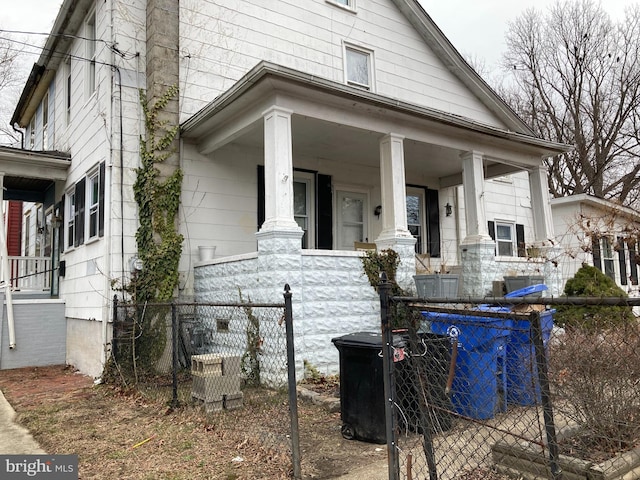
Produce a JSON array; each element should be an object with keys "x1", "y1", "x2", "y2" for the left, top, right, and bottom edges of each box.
[
  {"x1": 460, "y1": 241, "x2": 497, "y2": 297},
  {"x1": 541, "y1": 245, "x2": 563, "y2": 297},
  {"x1": 375, "y1": 236, "x2": 417, "y2": 293},
  {"x1": 255, "y1": 229, "x2": 304, "y2": 300},
  {"x1": 254, "y1": 228, "x2": 304, "y2": 387}
]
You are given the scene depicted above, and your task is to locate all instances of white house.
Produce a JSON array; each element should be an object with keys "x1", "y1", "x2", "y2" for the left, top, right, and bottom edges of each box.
[
  {"x1": 2, "y1": 0, "x2": 568, "y2": 377},
  {"x1": 551, "y1": 194, "x2": 640, "y2": 297}
]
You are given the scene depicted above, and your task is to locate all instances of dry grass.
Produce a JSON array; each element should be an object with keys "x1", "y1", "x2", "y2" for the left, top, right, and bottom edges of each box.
[{"x1": 0, "y1": 366, "x2": 387, "y2": 479}]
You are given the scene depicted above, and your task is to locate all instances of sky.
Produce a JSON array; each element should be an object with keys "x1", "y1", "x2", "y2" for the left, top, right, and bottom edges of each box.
[{"x1": 0, "y1": 0, "x2": 635, "y2": 87}]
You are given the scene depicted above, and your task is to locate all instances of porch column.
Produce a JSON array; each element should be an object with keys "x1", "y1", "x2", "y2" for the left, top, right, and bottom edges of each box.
[
  {"x1": 460, "y1": 151, "x2": 492, "y2": 244},
  {"x1": 528, "y1": 165, "x2": 555, "y2": 242},
  {"x1": 529, "y1": 164, "x2": 562, "y2": 296},
  {"x1": 259, "y1": 106, "x2": 302, "y2": 234},
  {"x1": 253, "y1": 107, "x2": 303, "y2": 384},
  {"x1": 459, "y1": 151, "x2": 495, "y2": 297},
  {"x1": 375, "y1": 133, "x2": 416, "y2": 292}
]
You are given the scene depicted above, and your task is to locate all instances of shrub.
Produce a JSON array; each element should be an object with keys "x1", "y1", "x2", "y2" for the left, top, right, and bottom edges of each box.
[
  {"x1": 550, "y1": 322, "x2": 640, "y2": 454},
  {"x1": 554, "y1": 264, "x2": 633, "y2": 330}
]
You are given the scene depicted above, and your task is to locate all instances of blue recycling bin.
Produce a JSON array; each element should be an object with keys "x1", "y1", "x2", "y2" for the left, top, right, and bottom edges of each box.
[
  {"x1": 503, "y1": 285, "x2": 555, "y2": 406},
  {"x1": 423, "y1": 311, "x2": 512, "y2": 420},
  {"x1": 506, "y1": 310, "x2": 554, "y2": 405}
]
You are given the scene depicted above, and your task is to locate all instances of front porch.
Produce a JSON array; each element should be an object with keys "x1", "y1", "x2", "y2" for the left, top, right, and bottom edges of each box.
[{"x1": 183, "y1": 62, "x2": 567, "y2": 373}]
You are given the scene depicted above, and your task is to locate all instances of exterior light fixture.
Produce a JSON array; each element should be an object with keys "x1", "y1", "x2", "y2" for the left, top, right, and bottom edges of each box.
[{"x1": 445, "y1": 203, "x2": 452, "y2": 217}]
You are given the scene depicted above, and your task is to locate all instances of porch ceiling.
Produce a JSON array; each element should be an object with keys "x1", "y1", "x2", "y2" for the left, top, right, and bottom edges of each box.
[
  {"x1": 0, "y1": 146, "x2": 70, "y2": 201},
  {"x1": 230, "y1": 115, "x2": 465, "y2": 179}
]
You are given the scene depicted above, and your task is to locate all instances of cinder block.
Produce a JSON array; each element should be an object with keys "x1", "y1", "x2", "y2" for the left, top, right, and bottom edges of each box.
[
  {"x1": 192, "y1": 372, "x2": 242, "y2": 401},
  {"x1": 191, "y1": 354, "x2": 223, "y2": 375},
  {"x1": 193, "y1": 395, "x2": 224, "y2": 413},
  {"x1": 224, "y1": 392, "x2": 244, "y2": 410},
  {"x1": 222, "y1": 356, "x2": 242, "y2": 376}
]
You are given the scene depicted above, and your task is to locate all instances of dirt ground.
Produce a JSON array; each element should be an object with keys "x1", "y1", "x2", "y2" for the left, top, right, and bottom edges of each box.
[{"x1": 0, "y1": 365, "x2": 388, "y2": 479}]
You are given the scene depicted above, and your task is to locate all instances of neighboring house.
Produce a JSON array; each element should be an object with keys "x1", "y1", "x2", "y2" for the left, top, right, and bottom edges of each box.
[
  {"x1": 551, "y1": 194, "x2": 640, "y2": 298},
  {"x1": 2, "y1": 0, "x2": 568, "y2": 377}
]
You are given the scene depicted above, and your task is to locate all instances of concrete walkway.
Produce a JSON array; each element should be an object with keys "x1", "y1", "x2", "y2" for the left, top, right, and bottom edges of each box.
[{"x1": 0, "y1": 389, "x2": 45, "y2": 454}]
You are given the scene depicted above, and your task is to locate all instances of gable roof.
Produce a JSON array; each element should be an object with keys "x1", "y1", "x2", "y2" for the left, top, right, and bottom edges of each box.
[{"x1": 392, "y1": 0, "x2": 534, "y2": 136}]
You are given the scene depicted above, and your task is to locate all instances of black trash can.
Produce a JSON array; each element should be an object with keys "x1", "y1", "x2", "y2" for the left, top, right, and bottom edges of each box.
[
  {"x1": 331, "y1": 332, "x2": 392, "y2": 444},
  {"x1": 331, "y1": 331, "x2": 452, "y2": 444}
]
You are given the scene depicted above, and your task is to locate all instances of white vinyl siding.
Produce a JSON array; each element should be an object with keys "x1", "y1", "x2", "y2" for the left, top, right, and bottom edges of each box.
[{"x1": 179, "y1": 1, "x2": 506, "y2": 127}]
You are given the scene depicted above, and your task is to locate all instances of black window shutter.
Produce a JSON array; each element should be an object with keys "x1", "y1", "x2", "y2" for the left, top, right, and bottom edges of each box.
[
  {"x1": 59, "y1": 196, "x2": 65, "y2": 253},
  {"x1": 317, "y1": 174, "x2": 332, "y2": 250},
  {"x1": 592, "y1": 236, "x2": 602, "y2": 271},
  {"x1": 98, "y1": 161, "x2": 105, "y2": 237},
  {"x1": 488, "y1": 221, "x2": 496, "y2": 255},
  {"x1": 75, "y1": 178, "x2": 86, "y2": 247},
  {"x1": 488, "y1": 221, "x2": 496, "y2": 241},
  {"x1": 426, "y1": 188, "x2": 440, "y2": 257},
  {"x1": 629, "y1": 240, "x2": 638, "y2": 285},
  {"x1": 618, "y1": 237, "x2": 628, "y2": 285},
  {"x1": 257, "y1": 165, "x2": 265, "y2": 231},
  {"x1": 516, "y1": 223, "x2": 526, "y2": 257}
]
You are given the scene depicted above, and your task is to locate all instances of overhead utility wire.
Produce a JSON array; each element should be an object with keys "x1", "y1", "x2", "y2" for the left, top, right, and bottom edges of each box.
[
  {"x1": 0, "y1": 32, "x2": 137, "y2": 60},
  {"x1": 0, "y1": 36, "x2": 135, "y2": 68},
  {"x1": 0, "y1": 28, "x2": 136, "y2": 58}
]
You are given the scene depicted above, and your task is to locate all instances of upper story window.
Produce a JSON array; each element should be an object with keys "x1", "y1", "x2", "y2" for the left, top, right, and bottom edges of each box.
[
  {"x1": 42, "y1": 92, "x2": 49, "y2": 149},
  {"x1": 344, "y1": 44, "x2": 374, "y2": 91},
  {"x1": 65, "y1": 57, "x2": 71, "y2": 125},
  {"x1": 86, "y1": 10, "x2": 96, "y2": 96},
  {"x1": 29, "y1": 117, "x2": 35, "y2": 149},
  {"x1": 329, "y1": 0, "x2": 355, "y2": 8}
]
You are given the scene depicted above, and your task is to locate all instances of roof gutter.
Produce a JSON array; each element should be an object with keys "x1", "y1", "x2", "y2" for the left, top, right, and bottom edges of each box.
[{"x1": 182, "y1": 61, "x2": 571, "y2": 157}]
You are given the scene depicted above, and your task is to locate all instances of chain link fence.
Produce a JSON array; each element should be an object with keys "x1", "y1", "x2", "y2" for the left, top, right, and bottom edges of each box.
[
  {"x1": 372, "y1": 282, "x2": 640, "y2": 480},
  {"x1": 108, "y1": 287, "x2": 302, "y2": 478}
]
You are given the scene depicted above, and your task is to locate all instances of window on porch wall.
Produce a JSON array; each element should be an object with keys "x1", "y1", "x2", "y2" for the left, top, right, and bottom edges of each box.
[
  {"x1": 294, "y1": 172, "x2": 315, "y2": 249},
  {"x1": 257, "y1": 166, "x2": 333, "y2": 249},
  {"x1": 407, "y1": 186, "x2": 441, "y2": 257},
  {"x1": 488, "y1": 221, "x2": 526, "y2": 257}
]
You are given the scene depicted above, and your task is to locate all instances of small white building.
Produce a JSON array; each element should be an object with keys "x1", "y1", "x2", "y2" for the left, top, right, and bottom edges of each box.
[
  {"x1": 1, "y1": 0, "x2": 569, "y2": 376},
  {"x1": 551, "y1": 194, "x2": 640, "y2": 298}
]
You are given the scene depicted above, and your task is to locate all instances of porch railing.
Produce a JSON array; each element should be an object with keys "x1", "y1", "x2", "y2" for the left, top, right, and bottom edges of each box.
[{"x1": 6, "y1": 256, "x2": 51, "y2": 291}]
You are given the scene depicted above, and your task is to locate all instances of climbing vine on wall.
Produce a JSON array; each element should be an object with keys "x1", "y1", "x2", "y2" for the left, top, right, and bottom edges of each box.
[{"x1": 133, "y1": 84, "x2": 183, "y2": 302}]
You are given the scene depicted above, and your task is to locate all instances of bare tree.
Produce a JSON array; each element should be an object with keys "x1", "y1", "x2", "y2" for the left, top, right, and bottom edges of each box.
[
  {"x1": 0, "y1": 34, "x2": 25, "y2": 146},
  {"x1": 502, "y1": 1, "x2": 640, "y2": 207}
]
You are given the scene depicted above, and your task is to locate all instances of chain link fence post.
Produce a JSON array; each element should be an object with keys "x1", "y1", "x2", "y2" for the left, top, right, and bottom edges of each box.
[
  {"x1": 530, "y1": 310, "x2": 562, "y2": 479},
  {"x1": 379, "y1": 273, "x2": 400, "y2": 480},
  {"x1": 284, "y1": 284, "x2": 302, "y2": 479},
  {"x1": 171, "y1": 302, "x2": 179, "y2": 408}
]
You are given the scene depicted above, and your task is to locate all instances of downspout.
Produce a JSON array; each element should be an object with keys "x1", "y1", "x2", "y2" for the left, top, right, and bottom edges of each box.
[
  {"x1": 102, "y1": 0, "x2": 115, "y2": 368},
  {"x1": 11, "y1": 124, "x2": 24, "y2": 149},
  {"x1": 0, "y1": 175, "x2": 16, "y2": 349}
]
